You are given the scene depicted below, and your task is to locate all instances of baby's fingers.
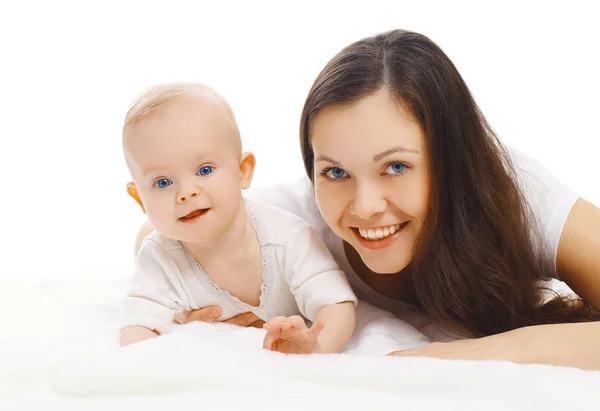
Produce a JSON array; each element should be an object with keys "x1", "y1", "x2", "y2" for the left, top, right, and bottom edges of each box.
[
  {"x1": 262, "y1": 317, "x2": 288, "y2": 351},
  {"x1": 284, "y1": 315, "x2": 306, "y2": 330},
  {"x1": 262, "y1": 326, "x2": 282, "y2": 350},
  {"x1": 263, "y1": 316, "x2": 287, "y2": 331}
]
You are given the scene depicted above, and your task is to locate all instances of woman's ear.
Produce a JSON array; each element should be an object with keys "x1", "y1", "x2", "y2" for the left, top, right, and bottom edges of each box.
[
  {"x1": 126, "y1": 182, "x2": 146, "y2": 213},
  {"x1": 239, "y1": 152, "x2": 256, "y2": 190}
]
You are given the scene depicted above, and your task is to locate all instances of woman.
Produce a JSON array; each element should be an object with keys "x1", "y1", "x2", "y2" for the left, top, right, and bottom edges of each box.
[{"x1": 139, "y1": 29, "x2": 600, "y2": 369}]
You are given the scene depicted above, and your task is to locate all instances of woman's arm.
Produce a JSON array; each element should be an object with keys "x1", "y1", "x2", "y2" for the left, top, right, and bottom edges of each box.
[
  {"x1": 389, "y1": 321, "x2": 600, "y2": 370},
  {"x1": 178, "y1": 307, "x2": 265, "y2": 328},
  {"x1": 556, "y1": 198, "x2": 600, "y2": 309},
  {"x1": 390, "y1": 198, "x2": 600, "y2": 370}
]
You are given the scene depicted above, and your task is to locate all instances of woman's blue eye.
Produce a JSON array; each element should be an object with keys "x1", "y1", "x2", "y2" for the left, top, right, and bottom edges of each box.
[
  {"x1": 384, "y1": 162, "x2": 407, "y2": 175},
  {"x1": 326, "y1": 167, "x2": 347, "y2": 179},
  {"x1": 154, "y1": 178, "x2": 172, "y2": 189},
  {"x1": 198, "y1": 166, "x2": 214, "y2": 176}
]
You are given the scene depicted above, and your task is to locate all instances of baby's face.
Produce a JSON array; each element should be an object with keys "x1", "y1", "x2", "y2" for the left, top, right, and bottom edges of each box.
[{"x1": 124, "y1": 96, "x2": 246, "y2": 244}]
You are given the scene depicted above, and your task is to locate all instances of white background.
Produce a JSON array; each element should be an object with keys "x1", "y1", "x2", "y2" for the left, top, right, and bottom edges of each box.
[{"x1": 0, "y1": 0, "x2": 598, "y2": 282}]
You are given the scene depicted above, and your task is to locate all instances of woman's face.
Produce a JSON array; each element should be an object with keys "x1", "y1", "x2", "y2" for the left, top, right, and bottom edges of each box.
[{"x1": 311, "y1": 90, "x2": 430, "y2": 274}]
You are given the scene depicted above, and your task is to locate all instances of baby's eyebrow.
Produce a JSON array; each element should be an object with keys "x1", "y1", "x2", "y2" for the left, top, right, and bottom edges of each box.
[{"x1": 141, "y1": 166, "x2": 167, "y2": 177}]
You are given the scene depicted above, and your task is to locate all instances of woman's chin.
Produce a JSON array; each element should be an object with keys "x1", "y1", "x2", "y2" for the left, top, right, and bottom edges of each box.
[
  {"x1": 361, "y1": 253, "x2": 410, "y2": 275},
  {"x1": 366, "y1": 263, "x2": 406, "y2": 275},
  {"x1": 342, "y1": 234, "x2": 411, "y2": 275}
]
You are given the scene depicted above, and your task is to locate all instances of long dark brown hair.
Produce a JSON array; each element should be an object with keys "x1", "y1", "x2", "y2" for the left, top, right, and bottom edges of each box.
[{"x1": 300, "y1": 29, "x2": 598, "y2": 338}]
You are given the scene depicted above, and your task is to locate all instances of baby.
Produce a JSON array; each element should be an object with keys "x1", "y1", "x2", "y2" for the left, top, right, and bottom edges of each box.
[{"x1": 119, "y1": 82, "x2": 357, "y2": 354}]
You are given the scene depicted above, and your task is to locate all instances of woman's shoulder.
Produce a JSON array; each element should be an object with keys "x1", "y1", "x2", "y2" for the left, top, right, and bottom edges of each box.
[
  {"x1": 245, "y1": 177, "x2": 324, "y2": 228},
  {"x1": 507, "y1": 147, "x2": 579, "y2": 209},
  {"x1": 507, "y1": 147, "x2": 581, "y2": 272},
  {"x1": 244, "y1": 176, "x2": 341, "y2": 252}
]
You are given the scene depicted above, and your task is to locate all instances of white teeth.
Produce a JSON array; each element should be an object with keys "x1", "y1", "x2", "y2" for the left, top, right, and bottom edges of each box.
[{"x1": 357, "y1": 223, "x2": 404, "y2": 240}]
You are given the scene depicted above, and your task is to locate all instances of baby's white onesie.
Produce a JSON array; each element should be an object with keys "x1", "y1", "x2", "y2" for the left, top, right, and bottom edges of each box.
[{"x1": 119, "y1": 198, "x2": 358, "y2": 334}]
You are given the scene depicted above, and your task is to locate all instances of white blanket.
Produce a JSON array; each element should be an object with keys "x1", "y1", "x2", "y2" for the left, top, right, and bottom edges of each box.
[{"x1": 2, "y1": 275, "x2": 600, "y2": 410}]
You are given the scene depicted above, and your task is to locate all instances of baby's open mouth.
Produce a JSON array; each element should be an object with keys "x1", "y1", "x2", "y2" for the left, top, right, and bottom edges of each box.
[{"x1": 179, "y1": 208, "x2": 210, "y2": 223}]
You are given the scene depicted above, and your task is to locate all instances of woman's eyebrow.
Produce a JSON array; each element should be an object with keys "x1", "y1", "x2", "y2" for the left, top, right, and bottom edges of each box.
[
  {"x1": 314, "y1": 154, "x2": 340, "y2": 164},
  {"x1": 372, "y1": 146, "x2": 419, "y2": 162},
  {"x1": 315, "y1": 146, "x2": 419, "y2": 164}
]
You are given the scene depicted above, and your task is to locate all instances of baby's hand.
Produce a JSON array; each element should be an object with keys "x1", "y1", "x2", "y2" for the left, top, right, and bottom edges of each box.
[{"x1": 262, "y1": 315, "x2": 325, "y2": 354}]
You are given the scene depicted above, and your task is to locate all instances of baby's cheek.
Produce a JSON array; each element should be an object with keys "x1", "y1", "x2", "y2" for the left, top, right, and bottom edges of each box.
[
  {"x1": 212, "y1": 178, "x2": 243, "y2": 205},
  {"x1": 145, "y1": 206, "x2": 174, "y2": 231}
]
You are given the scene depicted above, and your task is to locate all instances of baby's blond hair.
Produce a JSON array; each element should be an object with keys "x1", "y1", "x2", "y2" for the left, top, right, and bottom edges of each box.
[{"x1": 123, "y1": 82, "x2": 241, "y2": 151}]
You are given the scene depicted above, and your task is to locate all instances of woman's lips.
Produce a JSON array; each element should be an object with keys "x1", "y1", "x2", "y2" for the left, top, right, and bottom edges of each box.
[{"x1": 351, "y1": 221, "x2": 409, "y2": 249}]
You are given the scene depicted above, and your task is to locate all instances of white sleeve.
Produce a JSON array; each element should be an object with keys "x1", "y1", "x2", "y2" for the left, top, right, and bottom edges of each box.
[
  {"x1": 511, "y1": 149, "x2": 581, "y2": 276},
  {"x1": 283, "y1": 221, "x2": 357, "y2": 321},
  {"x1": 245, "y1": 177, "x2": 322, "y2": 227},
  {"x1": 119, "y1": 239, "x2": 185, "y2": 334}
]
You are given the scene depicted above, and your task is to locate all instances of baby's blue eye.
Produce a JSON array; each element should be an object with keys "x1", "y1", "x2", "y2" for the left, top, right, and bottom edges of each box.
[
  {"x1": 384, "y1": 162, "x2": 407, "y2": 175},
  {"x1": 154, "y1": 178, "x2": 172, "y2": 189},
  {"x1": 198, "y1": 166, "x2": 214, "y2": 176},
  {"x1": 326, "y1": 167, "x2": 347, "y2": 179}
]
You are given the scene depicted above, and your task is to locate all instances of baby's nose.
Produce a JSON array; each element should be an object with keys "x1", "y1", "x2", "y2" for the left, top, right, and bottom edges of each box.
[{"x1": 177, "y1": 187, "x2": 200, "y2": 203}]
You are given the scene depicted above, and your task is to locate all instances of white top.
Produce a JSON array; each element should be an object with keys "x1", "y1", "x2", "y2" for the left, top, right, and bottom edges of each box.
[
  {"x1": 245, "y1": 148, "x2": 581, "y2": 339},
  {"x1": 120, "y1": 199, "x2": 358, "y2": 334}
]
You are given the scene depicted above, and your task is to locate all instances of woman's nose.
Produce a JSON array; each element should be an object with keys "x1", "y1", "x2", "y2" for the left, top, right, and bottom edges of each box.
[{"x1": 351, "y1": 183, "x2": 387, "y2": 220}]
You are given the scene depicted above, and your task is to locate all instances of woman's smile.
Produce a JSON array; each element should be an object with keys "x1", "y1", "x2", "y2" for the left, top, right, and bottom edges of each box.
[{"x1": 350, "y1": 221, "x2": 409, "y2": 249}]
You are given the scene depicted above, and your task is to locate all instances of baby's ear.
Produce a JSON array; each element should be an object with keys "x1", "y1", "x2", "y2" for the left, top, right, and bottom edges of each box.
[
  {"x1": 239, "y1": 152, "x2": 256, "y2": 190},
  {"x1": 126, "y1": 182, "x2": 146, "y2": 213}
]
